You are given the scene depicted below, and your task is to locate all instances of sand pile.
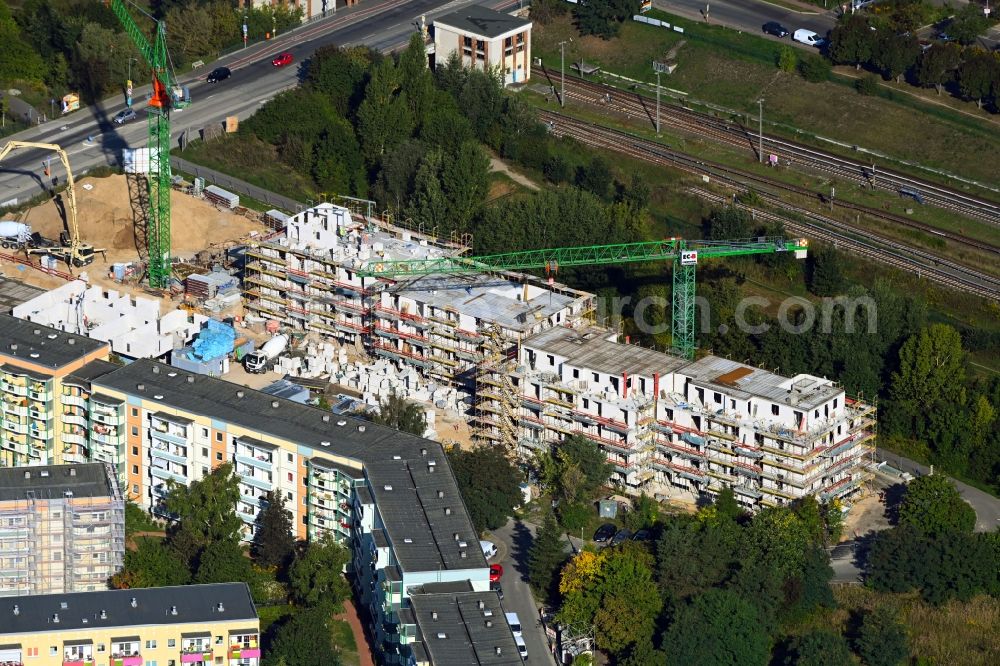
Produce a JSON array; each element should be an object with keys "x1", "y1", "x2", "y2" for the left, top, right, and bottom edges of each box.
[{"x1": 25, "y1": 174, "x2": 264, "y2": 265}]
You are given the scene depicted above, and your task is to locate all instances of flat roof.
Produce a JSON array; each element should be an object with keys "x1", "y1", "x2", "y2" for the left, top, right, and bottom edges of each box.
[
  {"x1": 410, "y1": 590, "x2": 523, "y2": 665},
  {"x1": 0, "y1": 463, "x2": 115, "y2": 503},
  {"x1": 393, "y1": 274, "x2": 577, "y2": 333},
  {"x1": 0, "y1": 314, "x2": 107, "y2": 371},
  {"x1": 0, "y1": 277, "x2": 45, "y2": 313},
  {"x1": 435, "y1": 5, "x2": 531, "y2": 39},
  {"x1": 0, "y1": 583, "x2": 256, "y2": 635},
  {"x1": 681, "y1": 356, "x2": 841, "y2": 410},
  {"x1": 65, "y1": 359, "x2": 120, "y2": 387},
  {"x1": 523, "y1": 325, "x2": 688, "y2": 378},
  {"x1": 94, "y1": 359, "x2": 483, "y2": 573}
]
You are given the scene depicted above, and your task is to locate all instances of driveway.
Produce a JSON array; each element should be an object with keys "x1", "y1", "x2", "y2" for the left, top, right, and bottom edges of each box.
[{"x1": 489, "y1": 519, "x2": 583, "y2": 665}]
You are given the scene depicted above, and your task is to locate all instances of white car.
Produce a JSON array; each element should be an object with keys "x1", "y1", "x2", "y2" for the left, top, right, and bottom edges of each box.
[
  {"x1": 480, "y1": 540, "x2": 497, "y2": 560},
  {"x1": 514, "y1": 634, "x2": 528, "y2": 660},
  {"x1": 505, "y1": 612, "x2": 522, "y2": 637},
  {"x1": 793, "y1": 29, "x2": 825, "y2": 47}
]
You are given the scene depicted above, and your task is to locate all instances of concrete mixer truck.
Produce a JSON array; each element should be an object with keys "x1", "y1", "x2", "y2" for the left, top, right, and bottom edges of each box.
[
  {"x1": 243, "y1": 333, "x2": 289, "y2": 374},
  {"x1": 0, "y1": 220, "x2": 32, "y2": 249}
]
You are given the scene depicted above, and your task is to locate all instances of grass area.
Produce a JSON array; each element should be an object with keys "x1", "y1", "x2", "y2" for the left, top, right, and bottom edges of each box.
[
  {"x1": 330, "y1": 618, "x2": 360, "y2": 666},
  {"x1": 173, "y1": 135, "x2": 317, "y2": 203},
  {"x1": 257, "y1": 604, "x2": 295, "y2": 633},
  {"x1": 790, "y1": 587, "x2": 1000, "y2": 665},
  {"x1": 532, "y1": 14, "x2": 1000, "y2": 191}
]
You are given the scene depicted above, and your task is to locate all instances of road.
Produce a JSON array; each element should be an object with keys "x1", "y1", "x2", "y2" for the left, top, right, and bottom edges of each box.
[
  {"x1": 656, "y1": 0, "x2": 837, "y2": 38},
  {"x1": 489, "y1": 519, "x2": 584, "y2": 665},
  {"x1": 0, "y1": 0, "x2": 517, "y2": 207}
]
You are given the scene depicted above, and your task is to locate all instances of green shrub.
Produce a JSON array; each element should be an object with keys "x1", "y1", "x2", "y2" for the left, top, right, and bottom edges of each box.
[
  {"x1": 798, "y1": 55, "x2": 832, "y2": 82},
  {"x1": 856, "y1": 74, "x2": 880, "y2": 96},
  {"x1": 777, "y1": 46, "x2": 797, "y2": 73}
]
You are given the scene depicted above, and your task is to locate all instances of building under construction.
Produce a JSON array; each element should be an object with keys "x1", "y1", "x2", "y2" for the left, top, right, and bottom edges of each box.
[
  {"x1": 243, "y1": 203, "x2": 593, "y2": 385},
  {"x1": 0, "y1": 462, "x2": 124, "y2": 597},
  {"x1": 480, "y1": 325, "x2": 876, "y2": 510}
]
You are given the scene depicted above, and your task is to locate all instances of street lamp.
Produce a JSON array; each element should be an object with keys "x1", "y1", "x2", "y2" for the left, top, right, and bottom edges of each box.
[{"x1": 558, "y1": 39, "x2": 572, "y2": 108}]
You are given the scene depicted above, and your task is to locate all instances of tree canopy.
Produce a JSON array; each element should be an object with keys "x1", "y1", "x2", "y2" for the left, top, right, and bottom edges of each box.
[
  {"x1": 252, "y1": 490, "x2": 296, "y2": 570},
  {"x1": 164, "y1": 462, "x2": 242, "y2": 546},
  {"x1": 288, "y1": 534, "x2": 351, "y2": 609},
  {"x1": 371, "y1": 391, "x2": 428, "y2": 436},
  {"x1": 897, "y1": 474, "x2": 976, "y2": 537},
  {"x1": 447, "y1": 445, "x2": 523, "y2": 533}
]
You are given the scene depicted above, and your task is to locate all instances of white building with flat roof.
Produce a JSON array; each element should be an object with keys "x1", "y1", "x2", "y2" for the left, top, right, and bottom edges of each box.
[{"x1": 433, "y1": 6, "x2": 532, "y2": 85}]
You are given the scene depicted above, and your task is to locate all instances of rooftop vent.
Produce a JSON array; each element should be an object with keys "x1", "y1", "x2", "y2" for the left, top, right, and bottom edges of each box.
[
  {"x1": 167, "y1": 372, "x2": 177, "y2": 377},
  {"x1": 170, "y1": 606, "x2": 177, "y2": 615},
  {"x1": 432, "y1": 612, "x2": 438, "y2": 620},
  {"x1": 428, "y1": 460, "x2": 436, "y2": 467},
  {"x1": 458, "y1": 540, "x2": 468, "y2": 548},
  {"x1": 436, "y1": 633, "x2": 447, "y2": 639},
  {"x1": 337, "y1": 420, "x2": 347, "y2": 427},
  {"x1": 236, "y1": 390, "x2": 245, "y2": 398},
  {"x1": 478, "y1": 600, "x2": 485, "y2": 610},
  {"x1": 444, "y1": 507, "x2": 451, "y2": 516},
  {"x1": 495, "y1": 646, "x2": 501, "y2": 655},
  {"x1": 186, "y1": 375, "x2": 194, "y2": 383},
  {"x1": 67, "y1": 339, "x2": 74, "y2": 345},
  {"x1": 137, "y1": 383, "x2": 145, "y2": 391},
  {"x1": 453, "y1": 533, "x2": 460, "y2": 541},
  {"x1": 271, "y1": 400, "x2": 280, "y2": 408},
  {"x1": 437, "y1": 490, "x2": 444, "y2": 499},
  {"x1": 152, "y1": 366, "x2": 160, "y2": 374},
  {"x1": 100, "y1": 609, "x2": 106, "y2": 619},
  {"x1": 29, "y1": 353, "x2": 39, "y2": 358},
  {"x1": 47, "y1": 333, "x2": 57, "y2": 339},
  {"x1": 403, "y1": 538, "x2": 413, "y2": 544},
  {"x1": 33, "y1": 328, "x2": 40, "y2": 335},
  {"x1": 484, "y1": 609, "x2": 493, "y2": 617},
  {"x1": 12, "y1": 605, "x2": 19, "y2": 616},
  {"x1": 392, "y1": 455, "x2": 401, "y2": 460},
  {"x1": 383, "y1": 485, "x2": 393, "y2": 491},
  {"x1": 460, "y1": 551, "x2": 467, "y2": 558},
  {"x1": 320, "y1": 441, "x2": 331, "y2": 447},
  {"x1": 69, "y1": 468, "x2": 76, "y2": 477},
  {"x1": 9, "y1": 344, "x2": 16, "y2": 350},
  {"x1": 52, "y1": 613, "x2": 59, "y2": 623},
  {"x1": 23, "y1": 471, "x2": 29, "y2": 479},
  {"x1": 153, "y1": 394, "x2": 164, "y2": 400},
  {"x1": 41, "y1": 470, "x2": 49, "y2": 478},
  {"x1": 421, "y1": 448, "x2": 427, "y2": 456},
  {"x1": 130, "y1": 597, "x2": 137, "y2": 608},
  {"x1": 357, "y1": 425, "x2": 366, "y2": 433},
  {"x1": 322, "y1": 414, "x2": 330, "y2": 422},
  {"x1": 216, "y1": 602, "x2": 224, "y2": 612},
  {"x1": 59, "y1": 602, "x2": 67, "y2": 609}
]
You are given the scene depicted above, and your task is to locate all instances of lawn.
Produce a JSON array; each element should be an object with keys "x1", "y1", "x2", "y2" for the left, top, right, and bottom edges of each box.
[
  {"x1": 330, "y1": 618, "x2": 360, "y2": 666},
  {"x1": 532, "y1": 14, "x2": 1000, "y2": 190}
]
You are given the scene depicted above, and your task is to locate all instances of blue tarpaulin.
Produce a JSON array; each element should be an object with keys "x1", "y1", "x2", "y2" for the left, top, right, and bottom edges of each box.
[{"x1": 188, "y1": 319, "x2": 235, "y2": 361}]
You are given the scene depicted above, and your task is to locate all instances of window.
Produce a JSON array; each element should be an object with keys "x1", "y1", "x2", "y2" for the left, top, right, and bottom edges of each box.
[
  {"x1": 97, "y1": 644, "x2": 106, "y2": 653},
  {"x1": 771, "y1": 404, "x2": 779, "y2": 416},
  {"x1": 215, "y1": 432, "x2": 223, "y2": 442},
  {"x1": 146, "y1": 640, "x2": 157, "y2": 649},
  {"x1": 286, "y1": 491, "x2": 293, "y2": 501},
  {"x1": 546, "y1": 354, "x2": 554, "y2": 366},
  {"x1": 131, "y1": 426, "x2": 139, "y2": 436},
  {"x1": 713, "y1": 392, "x2": 721, "y2": 404},
  {"x1": 132, "y1": 446, "x2": 138, "y2": 455},
  {"x1": 287, "y1": 472, "x2": 293, "y2": 482},
  {"x1": 572, "y1": 368, "x2": 579, "y2": 379},
  {"x1": 201, "y1": 427, "x2": 208, "y2": 438},
  {"x1": 202, "y1": 447, "x2": 208, "y2": 457},
  {"x1": 302, "y1": 515, "x2": 308, "y2": 525},
  {"x1": 168, "y1": 639, "x2": 175, "y2": 648},
  {"x1": 216, "y1": 452, "x2": 223, "y2": 461},
  {"x1": 215, "y1": 636, "x2": 223, "y2": 645},
  {"x1": 50, "y1": 647, "x2": 58, "y2": 656},
  {"x1": 132, "y1": 465, "x2": 139, "y2": 474},
  {"x1": 202, "y1": 466, "x2": 209, "y2": 477},
  {"x1": 27, "y1": 647, "x2": 38, "y2": 656},
  {"x1": 287, "y1": 452, "x2": 293, "y2": 463},
  {"x1": 833, "y1": 398, "x2": 838, "y2": 408},
  {"x1": 132, "y1": 484, "x2": 139, "y2": 495},
  {"x1": 131, "y1": 408, "x2": 139, "y2": 417}
]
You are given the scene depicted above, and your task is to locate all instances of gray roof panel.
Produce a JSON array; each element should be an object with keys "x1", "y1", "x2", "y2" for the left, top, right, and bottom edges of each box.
[
  {"x1": 0, "y1": 314, "x2": 107, "y2": 370},
  {"x1": 0, "y1": 463, "x2": 115, "y2": 502}
]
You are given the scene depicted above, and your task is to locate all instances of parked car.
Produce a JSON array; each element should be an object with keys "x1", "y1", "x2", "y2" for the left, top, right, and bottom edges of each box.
[
  {"x1": 793, "y1": 29, "x2": 826, "y2": 47},
  {"x1": 632, "y1": 529, "x2": 652, "y2": 542},
  {"x1": 610, "y1": 529, "x2": 632, "y2": 546},
  {"x1": 593, "y1": 523, "x2": 617, "y2": 543},
  {"x1": 112, "y1": 108, "x2": 137, "y2": 125},
  {"x1": 272, "y1": 52, "x2": 294, "y2": 67},
  {"x1": 491, "y1": 581, "x2": 504, "y2": 600},
  {"x1": 762, "y1": 21, "x2": 789, "y2": 38},
  {"x1": 480, "y1": 540, "x2": 498, "y2": 560},
  {"x1": 505, "y1": 612, "x2": 523, "y2": 637},
  {"x1": 490, "y1": 564, "x2": 503, "y2": 583},
  {"x1": 206, "y1": 66, "x2": 231, "y2": 83},
  {"x1": 514, "y1": 634, "x2": 528, "y2": 660}
]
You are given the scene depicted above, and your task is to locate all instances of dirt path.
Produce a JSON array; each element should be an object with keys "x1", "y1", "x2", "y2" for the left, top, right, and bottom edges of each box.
[
  {"x1": 489, "y1": 157, "x2": 540, "y2": 191},
  {"x1": 334, "y1": 598, "x2": 376, "y2": 666}
]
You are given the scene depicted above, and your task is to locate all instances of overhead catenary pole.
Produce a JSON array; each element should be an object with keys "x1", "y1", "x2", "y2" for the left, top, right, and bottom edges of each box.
[
  {"x1": 559, "y1": 39, "x2": 571, "y2": 108},
  {"x1": 758, "y1": 98, "x2": 764, "y2": 163},
  {"x1": 655, "y1": 70, "x2": 661, "y2": 134}
]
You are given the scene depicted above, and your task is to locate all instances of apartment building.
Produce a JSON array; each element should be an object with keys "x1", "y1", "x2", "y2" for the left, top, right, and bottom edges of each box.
[
  {"x1": 489, "y1": 325, "x2": 876, "y2": 510},
  {"x1": 433, "y1": 6, "x2": 532, "y2": 86},
  {"x1": 0, "y1": 315, "x2": 112, "y2": 467},
  {"x1": 243, "y1": 203, "x2": 592, "y2": 386},
  {"x1": 0, "y1": 582, "x2": 260, "y2": 666},
  {"x1": 0, "y1": 463, "x2": 124, "y2": 597},
  {"x1": 88, "y1": 358, "x2": 496, "y2": 664}
]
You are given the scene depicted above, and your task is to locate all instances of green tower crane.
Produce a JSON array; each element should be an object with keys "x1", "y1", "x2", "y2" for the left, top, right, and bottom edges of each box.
[
  {"x1": 109, "y1": 0, "x2": 187, "y2": 289},
  {"x1": 358, "y1": 237, "x2": 808, "y2": 358}
]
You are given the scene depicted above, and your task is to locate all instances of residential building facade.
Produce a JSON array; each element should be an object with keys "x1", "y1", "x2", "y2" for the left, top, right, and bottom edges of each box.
[
  {"x1": 433, "y1": 6, "x2": 532, "y2": 86},
  {"x1": 0, "y1": 463, "x2": 124, "y2": 597},
  {"x1": 0, "y1": 582, "x2": 259, "y2": 666},
  {"x1": 484, "y1": 325, "x2": 877, "y2": 510}
]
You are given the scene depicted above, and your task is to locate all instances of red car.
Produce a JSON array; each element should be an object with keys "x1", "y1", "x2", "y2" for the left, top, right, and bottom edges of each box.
[
  {"x1": 489, "y1": 564, "x2": 503, "y2": 583},
  {"x1": 272, "y1": 52, "x2": 294, "y2": 67}
]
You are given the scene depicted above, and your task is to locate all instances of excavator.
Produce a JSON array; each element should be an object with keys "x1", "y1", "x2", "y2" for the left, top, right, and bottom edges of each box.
[{"x1": 0, "y1": 140, "x2": 105, "y2": 268}]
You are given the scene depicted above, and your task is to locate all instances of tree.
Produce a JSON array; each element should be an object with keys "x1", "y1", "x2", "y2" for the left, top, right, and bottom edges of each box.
[
  {"x1": 662, "y1": 589, "x2": 770, "y2": 666},
  {"x1": 371, "y1": 391, "x2": 427, "y2": 435},
  {"x1": 356, "y1": 58, "x2": 414, "y2": 163},
  {"x1": 798, "y1": 54, "x2": 832, "y2": 83},
  {"x1": 623, "y1": 493, "x2": 659, "y2": 531},
  {"x1": 957, "y1": 50, "x2": 1000, "y2": 109},
  {"x1": 531, "y1": 0, "x2": 569, "y2": 25},
  {"x1": 306, "y1": 44, "x2": 373, "y2": 116},
  {"x1": 528, "y1": 511, "x2": 567, "y2": 602},
  {"x1": 576, "y1": 156, "x2": 613, "y2": 200},
  {"x1": 263, "y1": 605, "x2": 341, "y2": 666},
  {"x1": 251, "y1": 491, "x2": 295, "y2": 570},
  {"x1": 447, "y1": 445, "x2": 523, "y2": 533},
  {"x1": 194, "y1": 539, "x2": 254, "y2": 586},
  {"x1": 124, "y1": 498, "x2": 161, "y2": 537},
  {"x1": 574, "y1": 0, "x2": 640, "y2": 40},
  {"x1": 783, "y1": 630, "x2": 852, "y2": 666},
  {"x1": 874, "y1": 33, "x2": 921, "y2": 83},
  {"x1": 704, "y1": 205, "x2": 752, "y2": 240},
  {"x1": 556, "y1": 435, "x2": 613, "y2": 500},
  {"x1": 288, "y1": 534, "x2": 351, "y2": 608},
  {"x1": 808, "y1": 245, "x2": 845, "y2": 296},
  {"x1": 311, "y1": 117, "x2": 367, "y2": 197},
  {"x1": 948, "y1": 3, "x2": 993, "y2": 45},
  {"x1": 111, "y1": 537, "x2": 190, "y2": 589},
  {"x1": 898, "y1": 474, "x2": 976, "y2": 537},
  {"x1": 777, "y1": 46, "x2": 797, "y2": 73},
  {"x1": 398, "y1": 32, "x2": 434, "y2": 125},
  {"x1": 856, "y1": 607, "x2": 909, "y2": 666},
  {"x1": 916, "y1": 43, "x2": 963, "y2": 95},
  {"x1": 164, "y1": 462, "x2": 242, "y2": 547},
  {"x1": 829, "y1": 14, "x2": 877, "y2": 69}
]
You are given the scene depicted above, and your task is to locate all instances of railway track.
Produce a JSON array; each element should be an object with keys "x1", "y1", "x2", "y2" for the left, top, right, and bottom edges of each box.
[
  {"x1": 538, "y1": 110, "x2": 1000, "y2": 302},
  {"x1": 534, "y1": 66, "x2": 1000, "y2": 227}
]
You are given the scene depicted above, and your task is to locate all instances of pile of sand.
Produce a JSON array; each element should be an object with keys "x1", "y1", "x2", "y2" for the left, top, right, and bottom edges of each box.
[{"x1": 25, "y1": 174, "x2": 265, "y2": 265}]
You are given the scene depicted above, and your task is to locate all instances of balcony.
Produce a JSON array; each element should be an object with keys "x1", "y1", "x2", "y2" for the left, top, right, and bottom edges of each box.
[
  {"x1": 151, "y1": 445, "x2": 188, "y2": 465},
  {"x1": 229, "y1": 647, "x2": 261, "y2": 660},
  {"x1": 110, "y1": 657, "x2": 142, "y2": 666},
  {"x1": 179, "y1": 650, "x2": 213, "y2": 664},
  {"x1": 151, "y1": 428, "x2": 189, "y2": 446},
  {"x1": 62, "y1": 658, "x2": 94, "y2": 666},
  {"x1": 237, "y1": 469, "x2": 273, "y2": 491},
  {"x1": 150, "y1": 465, "x2": 188, "y2": 484},
  {"x1": 62, "y1": 393, "x2": 88, "y2": 408}
]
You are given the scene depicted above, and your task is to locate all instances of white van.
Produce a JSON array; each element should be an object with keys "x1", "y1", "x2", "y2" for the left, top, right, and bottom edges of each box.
[
  {"x1": 480, "y1": 540, "x2": 497, "y2": 560},
  {"x1": 505, "y1": 612, "x2": 522, "y2": 637},
  {"x1": 793, "y1": 29, "x2": 825, "y2": 47},
  {"x1": 514, "y1": 634, "x2": 528, "y2": 660}
]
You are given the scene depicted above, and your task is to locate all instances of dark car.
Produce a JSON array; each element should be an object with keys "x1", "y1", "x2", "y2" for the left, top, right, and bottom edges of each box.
[
  {"x1": 610, "y1": 529, "x2": 632, "y2": 546},
  {"x1": 491, "y1": 581, "x2": 503, "y2": 600},
  {"x1": 206, "y1": 66, "x2": 231, "y2": 83},
  {"x1": 762, "y1": 21, "x2": 789, "y2": 38},
  {"x1": 594, "y1": 523, "x2": 617, "y2": 543},
  {"x1": 632, "y1": 529, "x2": 652, "y2": 542}
]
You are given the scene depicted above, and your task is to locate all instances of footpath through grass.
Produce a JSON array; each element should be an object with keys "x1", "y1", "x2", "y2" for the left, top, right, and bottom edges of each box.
[{"x1": 532, "y1": 14, "x2": 1000, "y2": 191}]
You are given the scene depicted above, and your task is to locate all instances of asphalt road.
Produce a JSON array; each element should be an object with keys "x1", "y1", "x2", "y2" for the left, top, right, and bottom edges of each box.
[
  {"x1": 656, "y1": 0, "x2": 837, "y2": 40},
  {"x1": 489, "y1": 519, "x2": 582, "y2": 665},
  {"x1": 0, "y1": 0, "x2": 517, "y2": 207}
]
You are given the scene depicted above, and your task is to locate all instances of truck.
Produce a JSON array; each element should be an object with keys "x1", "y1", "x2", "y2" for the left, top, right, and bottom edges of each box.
[
  {"x1": 243, "y1": 333, "x2": 289, "y2": 374},
  {"x1": 0, "y1": 221, "x2": 32, "y2": 249}
]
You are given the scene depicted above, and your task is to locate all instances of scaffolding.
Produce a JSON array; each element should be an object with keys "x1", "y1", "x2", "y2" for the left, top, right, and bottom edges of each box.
[{"x1": 473, "y1": 325, "x2": 520, "y2": 454}]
